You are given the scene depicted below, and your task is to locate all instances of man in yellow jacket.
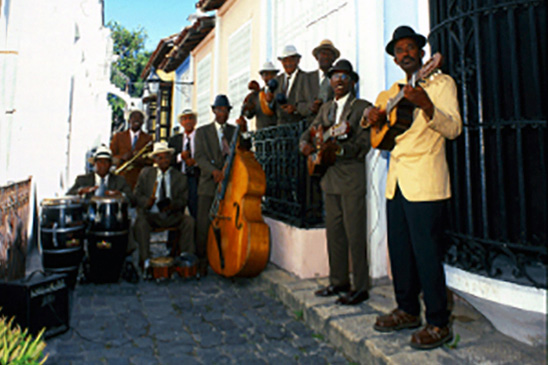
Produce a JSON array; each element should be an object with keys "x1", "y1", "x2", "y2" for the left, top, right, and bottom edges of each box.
[{"x1": 367, "y1": 26, "x2": 462, "y2": 350}]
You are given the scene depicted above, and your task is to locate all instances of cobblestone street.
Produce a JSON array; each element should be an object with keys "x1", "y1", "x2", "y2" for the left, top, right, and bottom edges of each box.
[{"x1": 45, "y1": 272, "x2": 349, "y2": 365}]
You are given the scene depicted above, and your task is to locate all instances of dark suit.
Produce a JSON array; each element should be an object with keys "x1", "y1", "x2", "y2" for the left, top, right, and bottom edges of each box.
[
  {"x1": 193, "y1": 122, "x2": 237, "y2": 264},
  {"x1": 66, "y1": 173, "x2": 135, "y2": 205},
  {"x1": 273, "y1": 69, "x2": 313, "y2": 125},
  {"x1": 245, "y1": 90, "x2": 278, "y2": 130},
  {"x1": 168, "y1": 132, "x2": 200, "y2": 219},
  {"x1": 133, "y1": 166, "x2": 195, "y2": 263},
  {"x1": 307, "y1": 70, "x2": 335, "y2": 103},
  {"x1": 110, "y1": 130, "x2": 153, "y2": 189},
  {"x1": 300, "y1": 94, "x2": 372, "y2": 293}
]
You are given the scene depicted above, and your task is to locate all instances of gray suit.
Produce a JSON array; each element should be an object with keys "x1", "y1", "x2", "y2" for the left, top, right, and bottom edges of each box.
[
  {"x1": 133, "y1": 166, "x2": 195, "y2": 263},
  {"x1": 193, "y1": 122, "x2": 237, "y2": 263},
  {"x1": 301, "y1": 95, "x2": 372, "y2": 292},
  {"x1": 273, "y1": 69, "x2": 313, "y2": 125}
]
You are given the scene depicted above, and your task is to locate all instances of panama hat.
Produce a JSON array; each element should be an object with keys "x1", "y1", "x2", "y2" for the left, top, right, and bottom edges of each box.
[
  {"x1": 150, "y1": 141, "x2": 174, "y2": 157},
  {"x1": 278, "y1": 45, "x2": 301, "y2": 60},
  {"x1": 312, "y1": 39, "x2": 340, "y2": 60}
]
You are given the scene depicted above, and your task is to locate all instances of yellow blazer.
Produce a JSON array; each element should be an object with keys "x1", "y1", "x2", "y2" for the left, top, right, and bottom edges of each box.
[{"x1": 382, "y1": 73, "x2": 462, "y2": 201}]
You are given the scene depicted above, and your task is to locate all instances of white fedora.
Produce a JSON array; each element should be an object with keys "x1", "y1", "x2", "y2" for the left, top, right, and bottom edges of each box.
[
  {"x1": 278, "y1": 45, "x2": 301, "y2": 60},
  {"x1": 259, "y1": 61, "x2": 279, "y2": 74},
  {"x1": 150, "y1": 141, "x2": 174, "y2": 157}
]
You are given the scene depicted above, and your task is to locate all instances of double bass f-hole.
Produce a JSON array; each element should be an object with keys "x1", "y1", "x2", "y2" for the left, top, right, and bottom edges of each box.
[{"x1": 233, "y1": 202, "x2": 243, "y2": 230}]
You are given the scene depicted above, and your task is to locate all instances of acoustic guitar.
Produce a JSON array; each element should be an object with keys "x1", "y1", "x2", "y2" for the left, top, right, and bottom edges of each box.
[
  {"x1": 307, "y1": 121, "x2": 350, "y2": 177},
  {"x1": 363, "y1": 53, "x2": 443, "y2": 150}
]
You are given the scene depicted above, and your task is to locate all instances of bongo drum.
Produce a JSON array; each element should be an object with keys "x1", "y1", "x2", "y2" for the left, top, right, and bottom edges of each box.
[
  {"x1": 173, "y1": 253, "x2": 198, "y2": 278},
  {"x1": 40, "y1": 196, "x2": 85, "y2": 288},
  {"x1": 148, "y1": 256, "x2": 174, "y2": 280},
  {"x1": 86, "y1": 196, "x2": 129, "y2": 283}
]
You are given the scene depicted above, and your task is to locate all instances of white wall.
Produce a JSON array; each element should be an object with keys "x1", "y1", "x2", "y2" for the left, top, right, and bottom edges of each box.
[{"x1": 0, "y1": 0, "x2": 112, "y2": 201}]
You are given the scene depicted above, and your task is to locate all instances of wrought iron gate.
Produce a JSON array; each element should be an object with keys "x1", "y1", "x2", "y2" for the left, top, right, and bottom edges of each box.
[{"x1": 429, "y1": 0, "x2": 547, "y2": 288}]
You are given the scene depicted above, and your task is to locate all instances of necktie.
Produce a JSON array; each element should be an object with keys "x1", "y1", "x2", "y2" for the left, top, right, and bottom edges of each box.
[
  {"x1": 328, "y1": 103, "x2": 338, "y2": 125},
  {"x1": 132, "y1": 134, "x2": 138, "y2": 150},
  {"x1": 220, "y1": 126, "x2": 230, "y2": 156},
  {"x1": 184, "y1": 135, "x2": 191, "y2": 156},
  {"x1": 284, "y1": 74, "x2": 290, "y2": 96},
  {"x1": 158, "y1": 174, "x2": 166, "y2": 201},
  {"x1": 319, "y1": 74, "x2": 330, "y2": 102},
  {"x1": 96, "y1": 177, "x2": 106, "y2": 197}
]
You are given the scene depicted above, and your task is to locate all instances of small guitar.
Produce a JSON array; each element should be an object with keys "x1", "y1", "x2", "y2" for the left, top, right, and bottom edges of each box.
[
  {"x1": 307, "y1": 121, "x2": 350, "y2": 177},
  {"x1": 362, "y1": 53, "x2": 443, "y2": 150}
]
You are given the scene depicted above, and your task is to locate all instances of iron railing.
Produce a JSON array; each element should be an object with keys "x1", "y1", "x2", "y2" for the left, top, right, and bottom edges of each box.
[
  {"x1": 251, "y1": 122, "x2": 324, "y2": 228},
  {"x1": 429, "y1": 0, "x2": 547, "y2": 288}
]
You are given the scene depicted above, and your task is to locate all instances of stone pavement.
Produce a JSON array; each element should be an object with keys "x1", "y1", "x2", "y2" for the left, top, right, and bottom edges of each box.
[
  {"x1": 43, "y1": 263, "x2": 546, "y2": 365},
  {"x1": 44, "y1": 266, "x2": 349, "y2": 365},
  {"x1": 257, "y1": 267, "x2": 547, "y2": 365}
]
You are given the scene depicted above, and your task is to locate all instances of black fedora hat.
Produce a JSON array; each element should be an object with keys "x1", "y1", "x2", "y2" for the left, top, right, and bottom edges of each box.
[
  {"x1": 326, "y1": 59, "x2": 359, "y2": 82},
  {"x1": 211, "y1": 94, "x2": 232, "y2": 109},
  {"x1": 385, "y1": 26, "x2": 427, "y2": 56}
]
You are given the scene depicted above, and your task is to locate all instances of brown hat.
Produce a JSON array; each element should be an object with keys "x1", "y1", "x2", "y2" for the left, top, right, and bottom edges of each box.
[{"x1": 312, "y1": 39, "x2": 340, "y2": 60}]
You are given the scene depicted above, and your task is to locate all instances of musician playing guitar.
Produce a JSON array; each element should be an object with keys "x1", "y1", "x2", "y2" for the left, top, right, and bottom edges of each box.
[
  {"x1": 299, "y1": 59, "x2": 372, "y2": 306},
  {"x1": 367, "y1": 26, "x2": 462, "y2": 350}
]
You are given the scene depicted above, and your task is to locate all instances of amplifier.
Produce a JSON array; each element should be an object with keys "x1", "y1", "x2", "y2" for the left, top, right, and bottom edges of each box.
[{"x1": 0, "y1": 272, "x2": 69, "y2": 338}]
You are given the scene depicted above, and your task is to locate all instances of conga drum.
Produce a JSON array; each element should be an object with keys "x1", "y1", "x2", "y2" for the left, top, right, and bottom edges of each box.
[
  {"x1": 40, "y1": 196, "x2": 86, "y2": 288},
  {"x1": 86, "y1": 196, "x2": 129, "y2": 283}
]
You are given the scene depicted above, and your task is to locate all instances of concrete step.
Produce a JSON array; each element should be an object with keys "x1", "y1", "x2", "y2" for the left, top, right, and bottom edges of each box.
[{"x1": 258, "y1": 264, "x2": 546, "y2": 365}]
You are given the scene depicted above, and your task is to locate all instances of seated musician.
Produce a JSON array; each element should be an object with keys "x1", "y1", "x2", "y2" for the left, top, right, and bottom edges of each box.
[
  {"x1": 67, "y1": 145, "x2": 134, "y2": 203},
  {"x1": 133, "y1": 141, "x2": 195, "y2": 270},
  {"x1": 299, "y1": 59, "x2": 372, "y2": 306},
  {"x1": 67, "y1": 145, "x2": 138, "y2": 280}
]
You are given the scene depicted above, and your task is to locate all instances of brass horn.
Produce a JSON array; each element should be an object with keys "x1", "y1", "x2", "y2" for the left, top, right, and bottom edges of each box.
[{"x1": 115, "y1": 140, "x2": 153, "y2": 175}]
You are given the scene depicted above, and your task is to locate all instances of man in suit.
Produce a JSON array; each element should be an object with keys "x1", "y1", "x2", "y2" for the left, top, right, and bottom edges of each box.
[
  {"x1": 194, "y1": 95, "x2": 245, "y2": 277},
  {"x1": 133, "y1": 141, "x2": 195, "y2": 269},
  {"x1": 67, "y1": 145, "x2": 134, "y2": 204},
  {"x1": 110, "y1": 109, "x2": 153, "y2": 190},
  {"x1": 308, "y1": 40, "x2": 339, "y2": 118},
  {"x1": 273, "y1": 45, "x2": 313, "y2": 125},
  {"x1": 168, "y1": 109, "x2": 200, "y2": 219},
  {"x1": 367, "y1": 26, "x2": 462, "y2": 350},
  {"x1": 241, "y1": 61, "x2": 279, "y2": 130},
  {"x1": 300, "y1": 59, "x2": 372, "y2": 306}
]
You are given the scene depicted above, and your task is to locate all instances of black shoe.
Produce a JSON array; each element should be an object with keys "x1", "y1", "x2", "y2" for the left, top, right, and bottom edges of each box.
[
  {"x1": 314, "y1": 284, "x2": 351, "y2": 297},
  {"x1": 336, "y1": 290, "x2": 369, "y2": 305}
]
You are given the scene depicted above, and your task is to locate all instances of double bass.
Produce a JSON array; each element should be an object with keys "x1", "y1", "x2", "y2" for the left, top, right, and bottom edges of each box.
[{"x1": 206, "y1": 121, "x2": 270, "y2": 278}]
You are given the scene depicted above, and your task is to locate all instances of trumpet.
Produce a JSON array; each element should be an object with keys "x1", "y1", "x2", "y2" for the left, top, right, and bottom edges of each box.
[{"x1": 115, "y1": 140, "x2": 153, "y2": 175}]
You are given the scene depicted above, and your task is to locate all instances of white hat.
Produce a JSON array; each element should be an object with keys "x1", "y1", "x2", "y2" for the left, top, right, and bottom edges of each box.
[
  {"x1": 150, "y1": 141, "x2": 174, "y2": 157},
  {"x1": 93, "y1": 145, "x2": 112, "y2": 161},
  {"x1": 177, "y1": 109, "x2": 196, "y2": 119},
  {"x1": 278, "y1": 45, "x2": 301, "y2": 60},
  {"x1": 259, "y1": 61, "x2": 279, "y2": 74}
]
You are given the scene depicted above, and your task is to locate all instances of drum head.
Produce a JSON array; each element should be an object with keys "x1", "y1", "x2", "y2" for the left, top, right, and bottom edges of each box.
[
  {"x1": 41, "y1": 196, "x2": 82, "y2": 207},
  {"x1": 150, "y1": 256, "x2": 174, "y2": 267},
  {"x1": 90, "y1": 195, "x2": 127, "y2": 204}
]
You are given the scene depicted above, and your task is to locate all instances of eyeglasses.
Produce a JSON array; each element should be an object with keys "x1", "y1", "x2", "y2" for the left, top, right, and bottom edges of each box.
[{"x1": 331, "y1": 73, "x2": 350, "y2": 81}]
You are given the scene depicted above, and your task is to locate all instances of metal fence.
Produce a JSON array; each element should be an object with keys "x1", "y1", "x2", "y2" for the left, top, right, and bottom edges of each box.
[
  {"x1": 251, "y1": 121, "x2": 324, "y2": 228},
  {"x1": 429, "y1": 0, "x2": 547, "y2": 288}
]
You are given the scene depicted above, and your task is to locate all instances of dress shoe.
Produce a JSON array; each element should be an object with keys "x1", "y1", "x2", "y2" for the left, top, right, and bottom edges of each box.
[
  {"x1": 314, "y1": 284, "x2": 350, "y2": 297},
  {"x1": 410, "y1": 324, "x2": 453, "y2": 350},
  {"x1": 374, "y1": 308, "x2": 421, "y2": 332},
  {"x1": 335, "y1": 290, "x2": 369, "y2": 305}
]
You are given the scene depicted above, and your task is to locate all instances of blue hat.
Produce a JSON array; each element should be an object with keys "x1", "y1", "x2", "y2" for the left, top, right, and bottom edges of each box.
[
  {"x1": 211, "y1": 95, "x2": 232, "y2": 110},
  {"x1": 385, "y1": 26, "x2": 427, "y2": 56}
]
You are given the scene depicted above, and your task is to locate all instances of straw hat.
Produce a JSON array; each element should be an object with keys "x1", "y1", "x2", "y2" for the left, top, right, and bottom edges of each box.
[
  {"x1": 312, "y1": 39, "x2": 340, "y2": 60},
  {"x1": 278, "y1": 45, "x2": 301, "y2": 60},
  {"x1": 149, "y1": 141, "x2": 174, "y2": 157}
]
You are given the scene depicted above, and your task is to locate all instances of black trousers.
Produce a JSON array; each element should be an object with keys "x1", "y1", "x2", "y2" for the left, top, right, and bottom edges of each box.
[
  {"x1": 186, "y1": 174, "x2": 199, "y2": 220},
  {"x1": 387, "y1": 186, "x2": 450, "y2": 327}
]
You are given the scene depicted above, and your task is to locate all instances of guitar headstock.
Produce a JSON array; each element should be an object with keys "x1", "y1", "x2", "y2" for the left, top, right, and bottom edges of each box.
[{"x1": 418, "y1": 52, "x2": 443, "y2": 81}]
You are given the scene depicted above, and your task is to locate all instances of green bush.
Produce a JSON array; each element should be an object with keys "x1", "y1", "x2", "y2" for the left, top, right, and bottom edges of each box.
[{"x1": 0, "y1": 314, "x2": 48, "y2": 365}]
